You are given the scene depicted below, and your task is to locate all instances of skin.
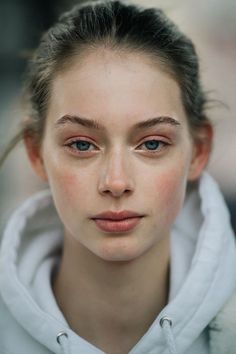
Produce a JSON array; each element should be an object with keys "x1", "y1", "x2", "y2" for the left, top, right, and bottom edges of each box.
[{"x1": 24, "y1": 48, "x2": 212, "y2": 354}]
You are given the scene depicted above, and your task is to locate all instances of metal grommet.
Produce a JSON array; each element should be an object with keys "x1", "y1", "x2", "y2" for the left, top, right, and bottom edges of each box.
[
  {"x1": 57, "y1": 331, "x2": 68, "y2": 344},
  {"x1": 160, "y1": 316, "x2": 173, "y2": 328}
]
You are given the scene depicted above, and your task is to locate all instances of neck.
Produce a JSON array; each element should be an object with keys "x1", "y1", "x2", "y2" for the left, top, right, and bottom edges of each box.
[{"x1": 53, "y1": 232, "x2": 170, "y2": 354}]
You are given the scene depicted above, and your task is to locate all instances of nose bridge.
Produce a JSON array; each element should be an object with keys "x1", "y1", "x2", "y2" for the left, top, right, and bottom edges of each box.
[{"x1": 98, "y1": 146, "x2": 134, "y2": 196}]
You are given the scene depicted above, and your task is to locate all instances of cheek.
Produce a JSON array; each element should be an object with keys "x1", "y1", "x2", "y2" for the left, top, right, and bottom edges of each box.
[
  {"x1": 157, "y1": 170, "x2": 186, "y2": 200},
  {"x1": 42, "y1": 140, "x2": 88, "y2": 202},
  {"x1": 46, "y1": 163, "x2": 91, "y2": 216},
  {"x1": 153, "y1": 166, "x2": 188, "y2": 223},
  {"x1": 57, "y1": 173, "x2": 79, "y2": 202},
  {"x1": 47, "y1": 169, "x2": 94, "y2": 237},
  {"x1": 154, "y1": 144, "x2": 193, "y2": 217},
  {"x1": 56, "y1": 172, "x2": 91, "y2": 200}
]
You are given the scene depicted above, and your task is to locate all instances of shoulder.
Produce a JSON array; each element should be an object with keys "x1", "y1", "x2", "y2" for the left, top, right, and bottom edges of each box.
[{"x1": 209, "y1": 290, "x2": 236, "y2": 354}]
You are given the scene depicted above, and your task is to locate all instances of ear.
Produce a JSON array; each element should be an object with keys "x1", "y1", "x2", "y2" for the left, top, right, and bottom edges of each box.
[
  {"x1": 23, "y1": 131, "x2": 48, "y2": 182},
  {"x1": 188, "y1": 123, "x2": 213, "y2": 181}
]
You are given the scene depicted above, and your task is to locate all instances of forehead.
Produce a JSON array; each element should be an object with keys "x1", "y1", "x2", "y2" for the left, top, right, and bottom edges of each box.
[{"x1": 47, "y1": 49, "x2": 187, "y2": 130}]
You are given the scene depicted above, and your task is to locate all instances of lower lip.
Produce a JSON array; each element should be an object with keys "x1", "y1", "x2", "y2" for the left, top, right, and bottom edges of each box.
[{"x1": 92, "y1": 217, "x2": 143, "y2": 233}]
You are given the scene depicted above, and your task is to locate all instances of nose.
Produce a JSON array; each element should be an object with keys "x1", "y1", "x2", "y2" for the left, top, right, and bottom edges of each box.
[{"x1": 98, "y1": 150, "x2": 134, "y2": 198}]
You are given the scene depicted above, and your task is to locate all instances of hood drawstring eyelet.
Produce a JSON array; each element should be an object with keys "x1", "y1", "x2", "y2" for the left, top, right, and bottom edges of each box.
[
  {"x1": 160, "y1": 317, "x2": 178, "y2": 354},
  {"x1": 57, "y1": 331, "x2": 70, "y2": 354}
]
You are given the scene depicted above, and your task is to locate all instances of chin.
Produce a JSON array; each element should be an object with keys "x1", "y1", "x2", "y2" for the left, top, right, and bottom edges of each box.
[
  {"x1": 100, "y1": 253, "x2": 139, "y2": 263},
  {"x1": 96, "y1": 237, "x2": 151, "y2": 263}
]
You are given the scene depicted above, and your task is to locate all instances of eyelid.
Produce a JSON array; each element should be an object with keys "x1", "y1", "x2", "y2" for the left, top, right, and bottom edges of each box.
[
  {"x1": 66, "y1": 136, "x2": 96, "y2": 144},
  {"x1": 140, "y1": 135, "x2": 170, "y2": 143},
  {"x1": 65, "y1": 135, "x2": 170, "y2": 144}
]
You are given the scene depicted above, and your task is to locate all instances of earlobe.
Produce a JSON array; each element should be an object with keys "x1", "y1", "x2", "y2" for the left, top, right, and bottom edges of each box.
[
  {"x1": 188, "y1": 123, "x2": 213, "y2": 181},
  {"x1": 23, "y1": 132, "x2": 48, "y2": 182}
]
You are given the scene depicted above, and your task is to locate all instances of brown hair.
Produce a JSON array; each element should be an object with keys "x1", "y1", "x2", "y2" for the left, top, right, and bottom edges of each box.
[{"x1": 0, "y1": 0, "x2": 211, "y2": 167}]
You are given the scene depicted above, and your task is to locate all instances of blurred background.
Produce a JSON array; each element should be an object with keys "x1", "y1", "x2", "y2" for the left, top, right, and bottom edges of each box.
[{"x1": 0, "y1": 0, "x2": 235, "y2": 234}]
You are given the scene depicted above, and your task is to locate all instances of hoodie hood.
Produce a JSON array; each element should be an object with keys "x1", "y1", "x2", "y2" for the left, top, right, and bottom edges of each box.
[{"x1": 0, "y1": 172, "x2": 236, "y2": 354}]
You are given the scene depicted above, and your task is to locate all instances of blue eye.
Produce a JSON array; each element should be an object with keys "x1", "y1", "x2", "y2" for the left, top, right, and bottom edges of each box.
[
  {"x1": 66, "y1": 140, "x2": 96, "y2": 152},
  {"x1": 65, "y1": 138, "x2": 168, "y2": 156},
  {"x1": 74, "y1": 141, "x2": 91, "y2": 151},
  {"x1": 140, "y1": 139, "x2": 166, "y2": 152}
]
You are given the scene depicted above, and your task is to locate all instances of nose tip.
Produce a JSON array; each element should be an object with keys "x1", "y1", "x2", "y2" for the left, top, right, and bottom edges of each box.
[{"x1": 99, "y1": 182, "x2": 133, "y2": 198}]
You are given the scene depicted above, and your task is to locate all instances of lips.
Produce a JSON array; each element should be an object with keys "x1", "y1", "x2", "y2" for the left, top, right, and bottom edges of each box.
[
  {"x1": 92, "y1": 217, "x2": 143, "y2": 233},
  {"x1": 92, "y1": 210, "x2": 143, "y2": 221},
  {"x1": 91, "y1": 210, "x2": 145, "y2": 233}
]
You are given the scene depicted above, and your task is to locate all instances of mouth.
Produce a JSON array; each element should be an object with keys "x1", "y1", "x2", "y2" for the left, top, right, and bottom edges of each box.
[
  {"x1": 91, "y1": 210, "x2": 144, "y2": 220},
  {"x1": 92, "y1": 216, "x2": 144, "y2": 233}
]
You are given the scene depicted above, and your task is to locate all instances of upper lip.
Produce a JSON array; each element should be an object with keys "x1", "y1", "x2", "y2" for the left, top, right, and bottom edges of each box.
[{"x1": 91, "y1": 210, "x2": 144, "y2": 220}]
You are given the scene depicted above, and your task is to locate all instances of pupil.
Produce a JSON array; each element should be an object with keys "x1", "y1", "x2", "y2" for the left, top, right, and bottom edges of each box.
[{"x1": 145, "y1": 140, "x2": 159, "y2": 150}]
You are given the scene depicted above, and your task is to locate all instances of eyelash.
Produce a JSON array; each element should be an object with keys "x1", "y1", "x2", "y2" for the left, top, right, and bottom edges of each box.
[{"x1": 64, "y1": 138, "x2": 170, "y2": 155}]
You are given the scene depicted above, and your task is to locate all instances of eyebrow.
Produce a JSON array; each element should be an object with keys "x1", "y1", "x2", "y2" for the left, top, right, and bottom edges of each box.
[{"x1": 55, "y1": 114, "x2": 181, "y2": 131}]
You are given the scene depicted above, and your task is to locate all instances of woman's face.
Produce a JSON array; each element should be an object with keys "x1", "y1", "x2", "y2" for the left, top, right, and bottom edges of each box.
[{"x1": 34, "y1": 49, "x2": 205, "y2": 262}]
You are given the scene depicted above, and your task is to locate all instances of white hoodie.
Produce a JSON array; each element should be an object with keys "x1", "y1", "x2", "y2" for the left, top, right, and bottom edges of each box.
[{"x1": 0, "y1": 172, "x2": 236, "y2": 354}]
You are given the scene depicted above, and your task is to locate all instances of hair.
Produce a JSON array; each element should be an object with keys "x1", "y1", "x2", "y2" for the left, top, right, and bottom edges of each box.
[{"x1": 0, "y1": 0, "x2": 211, "y2": 166}]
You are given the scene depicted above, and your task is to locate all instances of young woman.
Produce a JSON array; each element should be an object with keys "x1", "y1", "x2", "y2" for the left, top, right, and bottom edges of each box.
[{"x1": 0, "y1": 1, "x2": 235, "y2": 353}]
